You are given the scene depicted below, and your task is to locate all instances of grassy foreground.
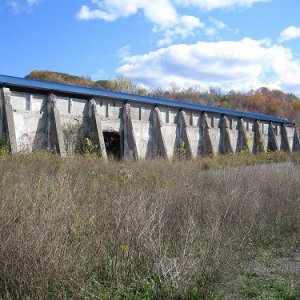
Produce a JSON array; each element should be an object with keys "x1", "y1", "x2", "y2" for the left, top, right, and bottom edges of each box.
[{"x1": 0, "y1": 152, "x2": 300, "y2": 299}]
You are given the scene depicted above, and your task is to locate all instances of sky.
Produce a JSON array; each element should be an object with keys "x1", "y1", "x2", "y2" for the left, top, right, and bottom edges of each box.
[{"x1": 1, "y1": 0, "x2": 300, "y2": 95}]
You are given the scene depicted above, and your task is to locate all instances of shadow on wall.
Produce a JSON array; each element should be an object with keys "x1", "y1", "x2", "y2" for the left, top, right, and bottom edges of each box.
[{"x1": 24, "y1": 115, "x2": 48, "y2": 152}]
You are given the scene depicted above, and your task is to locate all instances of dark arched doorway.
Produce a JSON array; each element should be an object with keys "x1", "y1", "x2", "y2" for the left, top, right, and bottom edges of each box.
[{"x1": 103, "y1": 131, "x2": 121, "y2": 159}]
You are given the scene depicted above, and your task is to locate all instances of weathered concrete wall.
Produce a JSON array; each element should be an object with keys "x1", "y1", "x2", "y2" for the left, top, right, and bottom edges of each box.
[{"x1": 0, "y1": 87, "x2": 299, "y2": 160}]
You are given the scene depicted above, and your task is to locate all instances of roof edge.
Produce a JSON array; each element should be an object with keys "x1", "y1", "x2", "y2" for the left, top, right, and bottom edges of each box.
[{"x1": 0, "y1": 74, "x2": 295, "y2": 125}]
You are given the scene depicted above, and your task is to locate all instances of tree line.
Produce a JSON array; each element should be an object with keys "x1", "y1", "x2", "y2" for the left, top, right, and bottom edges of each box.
[{"x1": 26, "y1": 70, "x2": 300, "y2": 126}]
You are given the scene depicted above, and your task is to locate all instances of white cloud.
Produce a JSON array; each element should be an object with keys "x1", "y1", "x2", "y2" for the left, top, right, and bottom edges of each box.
[
  {"x1": 76, "y1": 5, "x2": 120, "y2": 21},
  {"x1": 173, "y1": 0, "x2": 268, "y2": 11},
  {"x1": 7, "y1": 0, "x2": 40, "y2": 13},
  {"x1": 77, "y1": 0, "x2": 178, "y2": 25},
  {"x1": 76, "y1": 0, "x2": 204, "y2": 45},
  {"x1": 8, "y1": 1, "x2": 22, "y2": 13},
  {"x1": 203, "y1": 18, "x2": 229, "y2": 38},
  {"x1": 76, "y1": 0, "x2": 264, "y2": 44},
  {"x1": 118, "y1": 45, "x2": 131, "y2": 59},
  {"x1": 209, "y1": 18, "x2": 226, "y2": 29},
  {"x1": 117, "y1": 38, "x2": 300, "y2": 94},
  {"x1": 26, "y1": 0, "x2": 40, "y2": 6},
  {"x1": 279, "y1": 26, "x2": 300, "y2": 43},
  {"x1": 204, "y1": 28, "x2": 217, "y2": 37},
  {"x1": 92, "y1": 69, "x2": 107, "y2": 81},
  {"x1": 157, "y1": 15, "x2": 204, "y2": 46}
]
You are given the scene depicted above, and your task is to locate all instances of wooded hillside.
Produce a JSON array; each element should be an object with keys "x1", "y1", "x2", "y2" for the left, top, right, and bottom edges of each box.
[{"x1": 26, "y1": 70, "x2": 300, "y2": 126}]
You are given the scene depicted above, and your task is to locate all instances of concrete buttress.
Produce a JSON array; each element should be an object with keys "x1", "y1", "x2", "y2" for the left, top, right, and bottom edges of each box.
[
  {"x1": 178, "y1": 110, "x2": 193, "y2": 159},
  {"x1": 219, "y1": 115, "x2": 233, "y2": 155},
  {"x1": 48, "y1": 93, "x2": 66, "y2": 157},
  {"x1": 253, "y1": 120, "x2": 264, "y2": 153},
  {"x1": 123, "y1": 103, "x2": 139, "y2": 161},
  {"x1": 237, "y1": 118, "x2": 249, "y2": 153},
  {"x1": 293, "y1": 128, "x2": 300, "y2": 152},
  {"x1": 0, "y1": 74, "x2": 298, "y2": 159},
  {"x1": 152, "y1": 107, "x2": 169, "y2": 160},
  {"x1": 89, "y1": 99, "x2": 107, "y2": 160},
  {"x1": 1, "y1": 88, "x2": 18, "y2": 153},
  {"x1": 200, "y1": 113, "x2": 214, "y2": 156},
  {"x1": 268, "y1": 122, "x2": 279, "y2": 152},
  {"x1": 281, "y1": 124, "x2": 291, "y2": 152}
]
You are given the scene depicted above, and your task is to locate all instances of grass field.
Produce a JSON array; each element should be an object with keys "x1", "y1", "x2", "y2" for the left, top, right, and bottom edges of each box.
[{"x1": 0, "y1": 152, "x2": 299, "y2": 299}]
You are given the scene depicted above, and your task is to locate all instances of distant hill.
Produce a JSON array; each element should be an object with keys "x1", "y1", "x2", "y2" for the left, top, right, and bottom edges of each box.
[
  {"x1": 26, "y1": 70, "x2": 300, "y2": 126},
  {"x1": 26, "y1": 70, "x2": 145, "y2": 94}
]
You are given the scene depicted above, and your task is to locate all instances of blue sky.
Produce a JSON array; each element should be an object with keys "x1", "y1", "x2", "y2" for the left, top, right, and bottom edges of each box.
[{"x1": 1, "y1": 0, "x2": 300, "y2": 94}]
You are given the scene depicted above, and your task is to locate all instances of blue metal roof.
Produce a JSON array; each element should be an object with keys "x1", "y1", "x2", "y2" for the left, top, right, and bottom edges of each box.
[{"x1": 0, "y1": 74, "x2": 294, "y2": 125}]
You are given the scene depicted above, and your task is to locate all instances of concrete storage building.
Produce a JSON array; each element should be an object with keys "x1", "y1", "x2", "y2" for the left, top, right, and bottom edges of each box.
[{"x1": 0, "y1": 74, "x2": 299, "y2": 160}]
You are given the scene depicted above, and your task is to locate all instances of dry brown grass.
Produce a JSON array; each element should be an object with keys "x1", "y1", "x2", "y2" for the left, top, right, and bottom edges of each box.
[{"x1": 0, "y1": 154, "x2": 299, "y2": 299}]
